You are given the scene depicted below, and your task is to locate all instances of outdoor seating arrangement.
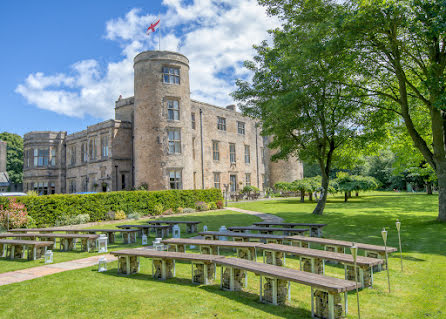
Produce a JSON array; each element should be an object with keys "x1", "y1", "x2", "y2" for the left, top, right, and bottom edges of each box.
[
  {"x1": 227, "y1": 225, "x2": 308, "y2": 236},
  {"x1": 146, "y1": 220, "x2": 201, "y2": 233},
  {"x1": 199, "y1": 231, "x2": 288, "y2": 244},
  {"x1": 287, "y1": 235, "x2": 397, "y2": 270},
  {"x1": 117, "y1": 224, "x2": 171, "y2": 238},
  {"x1": 0, "y1": 239, "x2": 54, "y2": 260},
  {"x1": 253, "y1": 221, "x2": 327, "y2": 237},
  {"x1": 110, "y1": 248, "x2": 357, "y2": 319}
]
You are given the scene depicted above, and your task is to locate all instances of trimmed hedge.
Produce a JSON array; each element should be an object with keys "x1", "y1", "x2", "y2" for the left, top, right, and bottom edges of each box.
[{"x1": 0, "y1": 189, "x2": 222, "y2": 227}]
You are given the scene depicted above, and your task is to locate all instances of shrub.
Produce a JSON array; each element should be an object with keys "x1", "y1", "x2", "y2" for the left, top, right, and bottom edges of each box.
[
  {"x1": 216, "y1": 200, "x2": 224, "y2": 209},
  {"x1": 183, "y1": 208, "x2": 195, "y2": 214},
  {"x1": 26, "y1": 190, "x2": 39, "y2": 196},
  {"x1": 195, "y1": 201, "x2": 209, "y2": 211},
  {"x1": 55, "y1": 214, "x2": 72, "y2": 226},
  {"x1": 176, "y1": 207, "x2": 184, "y2": 214},
  {"x1": 106, "y1": 211, "x2": 116, "y2": 220},
  {"x1": 72, "y1": 214, "x2": 90, "y2": 224},
  {"x1": 27, "y1": 215, "x2": 37, "y2": 228},
  {"x1": 163, "y1": 209, "x2": 174, "y2": 215},
  {"x1": 209, "y1": 202, "x2": 217, "y2": 210},
  {"x1": 128, "y1": 212, "x2": 142, "y2": 220},
  {"x1": 114, "y1": 210, "x2": 126, "y2": 220},
  {"x1": 154, "y1": 203, "x2": 164, "y2": 215},
  {"x1": 0, "y1": 198, "x2": 29, "y2": 229}
]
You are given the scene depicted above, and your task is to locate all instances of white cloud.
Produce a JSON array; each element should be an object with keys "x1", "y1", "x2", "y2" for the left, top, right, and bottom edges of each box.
[{"x1": 16, "y1": 1, "x2": 278, "y2": 119}]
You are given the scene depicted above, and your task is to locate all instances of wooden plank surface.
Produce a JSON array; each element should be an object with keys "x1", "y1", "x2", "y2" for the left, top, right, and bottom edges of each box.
[
  {"x1": 198, "y1": 231, "x2": 287, "y2": 240},
  {"x1": 215, "y1": 257, "x2": 357, "y2": 293},
  {"x1": 162, "y1": 238, "x2": 263, "y2": 248},
  {"x1": 117, "y1": 225, "x2": 170, "y2": 229},
  {"x1": 287, "y1": 235, "x2": 397, "y2": 253},
  {"x1": 253, "y1": 222, "x2": 327, "y2": 227},
  {"x1": 0, "y1": 233, "x2": 99, "y2": 240},
  {"x1": 146, "y1": 221, "x2": 201, "y2": 225},
  {"x1": 0, "y1": 239, "x2": 54, "y2": 246},
  {"x1": 262, "y1": 243, "x2": 383, "y2": 266},
  {"x1": 110, "y1": 249, "x2": 224, "y2": 262},
  {"x1": 227, "y1": 226, "x2": 308, "y2": 233}
]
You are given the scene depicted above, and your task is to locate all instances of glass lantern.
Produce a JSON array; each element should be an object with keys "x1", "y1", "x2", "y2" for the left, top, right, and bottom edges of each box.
[
  {"x1": 44, "y1": 250, "x2": 53, "y2": 264},
  {"x1": 142, "y1": 234, "x2": 148, "y2": 245},
  {"x1": 98, "y1": 257, "x2": 107, "y2": 272}
]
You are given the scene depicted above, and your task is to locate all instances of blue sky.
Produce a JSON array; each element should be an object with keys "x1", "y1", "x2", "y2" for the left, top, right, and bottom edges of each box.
[{"x1": 0, "y1": 0, "x2": 275, "y2": 136}]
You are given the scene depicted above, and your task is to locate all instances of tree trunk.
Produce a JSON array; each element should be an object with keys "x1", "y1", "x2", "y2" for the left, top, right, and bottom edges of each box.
[
  {"x1": 348, "y1": 191, "x2": 352, "y2": 198},
  {"x1": 437, "y1": 171, "x2": 446, "y2": 222},
  {"x1": 300, "y1": 191, "x2": 305, "y2": 203},
  {"x1": 309, "y1": 192, "x2": 313, "y2": 201},
  {"x1": 356, "y1": 191, "x2": 359, "y2": 197},
  {"x1": 313, "y1": 174, "x2": 329, "y2": 215},
  {"x1": 426, "y1": 182, "x2": 433, "y2": 195},
  {"x1": 344, "y1": 192, "x2": 348, "y2": 202}
]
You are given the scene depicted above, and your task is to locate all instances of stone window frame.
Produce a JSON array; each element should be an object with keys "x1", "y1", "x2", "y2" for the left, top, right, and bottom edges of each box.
[
  {"x1": 88, "y1": 137, "x2": 97, "y2": 161},
  {"x1": 244, "y1": 145, "x2": 250, "y2": 164},
  {"x1": 229, "y1": 143, "x2": 236, "y2": 164},
  {"x1": 212, "y1": 141, "x2": 220, "y2": 161},
  {"x1": 81, "y1": 142, "x2": 88, "y2": 163},
  {"x1": 213, "y1": 172, "x2": 221, "y2": 189},
  {"x1": 192, "y1": 137, "x2": 196, "y2": 160},
  {"x1": 237, "y1": 121, "x2": 246, "y2": 135},
  {"x1": 162, "y1": 66, "x2": 180, "y2": 84},
  {"x1": 101, "y1": 135, "x2": 109, "y2": 158},
  {"x1": 34, "y1": 148, "x2": 49, "y2": 167},
  {"x1": 245, "y1": 173, "x2": 251, "y2": 186},
  {"x1": 217, "y1": 116, "x2": 226, "y2": 131},
  {"x1": 168, "y1": 168, "x2": 183, "y2": 189},
  {"x1": 50, "y1": 148, "x2": 56, "y2": 166},
  {"x1": 69, "y1": 145, "x2": 76, "y2": 166},
  {"x1": 168, "y1": 128, "x2": 182, "y2": 154},
  {"x1": 68, "y1": 178, "x2": 77, "y2": 193},
  {"x1": 191, "y1": 112, "x2": 196, "y2": 130},
  {"x1": 166, "y1": 99, "x2": 180, "y2": 121}
]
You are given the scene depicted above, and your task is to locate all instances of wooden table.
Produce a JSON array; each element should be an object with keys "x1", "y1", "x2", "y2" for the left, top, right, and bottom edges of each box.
[
  {"x1": 253, "y1": 222, "x2": 327, "y2": 237},
  {"x1": 147, "y1": 220, "x2": 201, "y2": 233},
  {"x1": 0, "y1": 239, "x2": 54, "y2": 260},
  {"x1": 198, "y1": 231, "x2": 288, "y2": 244},
  {"x1": 117, "y1": 225, "x2": 170, "y2": 238},
  {"x1": 287, "y1": 235, "x2": 397, "y2": 271},
  {"x1": 227, "y1": 226, "x2": 308, "y2": 236}
]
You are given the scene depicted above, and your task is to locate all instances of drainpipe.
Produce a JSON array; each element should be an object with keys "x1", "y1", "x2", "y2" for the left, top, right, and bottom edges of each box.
[
  {"x1": 200, "y1": 109, "x2": 205, "y2": 189},
  {"x1": 115, "y1": 165, "x2": 118, "y2": 191},
  {"x1": 255, "y1": 123, "x2": 260, "y2": 188}
]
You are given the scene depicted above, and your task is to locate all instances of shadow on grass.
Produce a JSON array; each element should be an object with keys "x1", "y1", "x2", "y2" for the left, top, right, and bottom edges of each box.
[{"x1": 98, "y1": 266, "x2": 309, "y2": 319}]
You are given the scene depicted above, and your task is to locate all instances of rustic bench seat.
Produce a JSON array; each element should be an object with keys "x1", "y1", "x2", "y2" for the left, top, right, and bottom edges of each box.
[
  {"x1": 162, "y1": 238, "x2": 263, "y2": 261},
  {"x1": 146, "y1": 220, "x2": 201, "y2": 233},
  {"x1": 199, "y1": 231, "x2": 287, "y2": 244},
  {"x1": 227, "y1": 226, "x2": 308, "y2": 236},
  {"x1": 253, "y1": 222, "x2": 327, "y2": 237},
  {"x1": 117, "y1": 224, "x2": 170, "y2": 238},
  {"x1": 0, "y1": 239, "x2": 54, "y2": 260},
  {"x1": 287, "y1": 235, "x2": 397, "y2": 271},
  {"x1": 261, "y1": 243, "x2": 382, "y2": 288}
]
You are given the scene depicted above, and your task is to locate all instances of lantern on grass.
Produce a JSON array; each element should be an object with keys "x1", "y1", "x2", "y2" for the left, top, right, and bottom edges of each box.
[
  {"x1": 96, "y1": 234, "x2": 108, "y2": 253},
  {"x1": 172, "y1": 225, "x2": 181, "y2": 238},
  {"x1": 381, "y1": 227, "x2": 391, "y2": 293},
  {"x1": 350, "y1": 243, "x2": 360, "y2": 319},
  {"x1": 396, "y1": 219, "x2": 403, "y2": 272},
  {"x1": 142, "y1": 234, "x2": 148, "y2": 245},
  {"x1": 203, "y1": 225, "x2": 208, "y2": 232},
  {"x1": 98, "y1": 257, "x2": 107, "y2": 272},
  {"x1": 219, "y1": 226, "x2": 228, "y2": 241},
  {"x1": 44, "y1": 250, "x2": 53, "y2": 264}
]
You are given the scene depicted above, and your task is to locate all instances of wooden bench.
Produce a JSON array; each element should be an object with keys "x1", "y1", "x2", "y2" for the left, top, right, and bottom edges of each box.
[
  {"x1": 0, "y1": 233, "x2": 99, "y2": 252},
  {"x1": 260, "y1": 243, "x2": 382, "y2": 288},
  {"x1": 146, "y1": 220, "x2": 201, "y2": 233},
  {"x1": 162, "y1": 238, "x2": 262, "y2": 261},
  {"x1": 215, "y1": 257, "x2": 356, "y2": 319},
  {"x1": 227, "y1": 226, "x2": 308, "y2": 236},
  {"x1": 253, "y1": 222, "x2": 327, "y2": 237},
  {"x1": 111, "y1": 249, "x2": 224, "y2": 284},
  {"x1": 117, "y1": 224, "x2": 170, "y2": 238},
  {"x1": 0, "y1": 239, "x2": 54, "y2": 260},
  {"x1": 199, "y1": 231, "x2": 287, "y2": 244},
  {"x1": 9, "y1": 228, "x2": 59, "y2": 233},
  {"x1": 64, "y1": 229, "x2": 138, "y2": 244},
  {"x1": 287, "y1": 235, "x2": 397, "y2": 271}
]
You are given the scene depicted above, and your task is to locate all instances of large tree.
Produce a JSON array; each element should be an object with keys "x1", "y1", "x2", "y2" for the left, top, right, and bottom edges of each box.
[
  {"x1": 339, "y1": 0, "x2": 446, "y2": 221},
  {"x1": 0, "y1": 132, "x2": 23, "y2": 184},
  {"x1": 233, "y1": 0, "x2": 383, "y2": 215}
]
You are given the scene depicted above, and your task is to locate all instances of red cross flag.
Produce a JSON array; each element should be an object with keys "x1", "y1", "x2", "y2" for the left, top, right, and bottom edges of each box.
[{"x1": 146, "y1": 18, "x2": 160, "y2": 35}]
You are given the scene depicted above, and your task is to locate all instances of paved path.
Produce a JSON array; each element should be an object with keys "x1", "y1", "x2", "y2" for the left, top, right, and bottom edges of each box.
[
  {"x1": 225, "y1": 207, "x2": 284, "y2": 223},
  {"x1": 0, "y1": 254, "x2": 117, "y2": 286}
]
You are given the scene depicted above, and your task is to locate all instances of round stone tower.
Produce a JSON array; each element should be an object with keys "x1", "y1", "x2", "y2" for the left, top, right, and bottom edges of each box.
[{"x1": 133, "y1": 51, "x2": 193, "y2": 190}]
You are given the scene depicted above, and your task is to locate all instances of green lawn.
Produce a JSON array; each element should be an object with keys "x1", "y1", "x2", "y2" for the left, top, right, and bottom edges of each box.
[
  {"x1": 0, "y1": 193, "x2": 445, "y2": 318},
  {"x1": 0, "y1": 210, "x2": 259, "y2": 273}
]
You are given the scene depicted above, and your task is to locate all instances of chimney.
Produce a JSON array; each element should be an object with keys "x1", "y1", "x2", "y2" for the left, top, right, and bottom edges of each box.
[
  {"x1": 226, "y1": 104, "x2": 236, "y2": 111},
  {"x1": 0, "y1": 141, "x2": 6, "y2": 173}
]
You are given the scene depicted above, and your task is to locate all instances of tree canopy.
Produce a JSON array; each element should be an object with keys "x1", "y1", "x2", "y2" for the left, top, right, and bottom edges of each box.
[{"x1": 0, "y1": 132, "x2": 23, "y2": 184}]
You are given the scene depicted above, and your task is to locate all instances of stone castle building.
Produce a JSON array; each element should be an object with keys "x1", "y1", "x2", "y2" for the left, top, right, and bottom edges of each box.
[{"x1": 23, "y1": 51, "x2": 303, "y2": 195}]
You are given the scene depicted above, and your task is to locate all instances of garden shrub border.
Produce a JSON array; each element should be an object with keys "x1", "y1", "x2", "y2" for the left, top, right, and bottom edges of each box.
[{"x1": 0, "y1": 189, "x2": 223, "y2": 227}]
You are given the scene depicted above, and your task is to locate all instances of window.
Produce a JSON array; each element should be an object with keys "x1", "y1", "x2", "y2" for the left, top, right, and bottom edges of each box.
[
  {"x1": 192, "y1": 137, "x2": 196, "y2": 160},
  {"x1": 49, "y1": 182, "x2": 56, "y2": 194},
  {"x1": 81, "y1": 143, "x2": 87, "y2": 163},
  {"x1": 229, "y1": 143, "x2": 236, "y2": 164},
  {"x1": 168, "y1": 128, "x2": 181, "y2": 154},
  {"x1": 25, "y1": 149, "x2": 31, "y2": 168},
  {"x1": 101, "y1": 136, "x2": 109, "y2": 158},
  {"x1": 213, "y1": 172, "x2": 221, "y2": 189},
  {"x1": 262, "y1": 174, "x2": 265, "y2": 190},
  {"x1": 245, "y1": 173, "x2": 251, "y2": 186},
  {"x1": 191, "y1": 113, "x2": 196, "y2": 129},
  {"x1": 162, "y1": 66, "x2": 180, "y2": 84},
  {"x1": 89, "y1": 138, "x2": 96, "y2": 160},
  {"x1": 217, "y1": 117, "x2": 226, "y2": 131},
  {"x1": 167, "y1": 100, "x2": 180, "y2": 121},
  {"x1": 121, "y1": 174, "x2": 126, "y2": 190},
  {"x1": 34, "y1": 148, "x2": 49, "y2": 167},
  {"x1": 169, "y1": 169, "x2": 182, "y2": 189},
  {"x1": 50, "y1": 148, "x2": 56, "y2": 166},
  {"x1": 70, "y1": 146, "x2": 76, "y2": 166},
  {"x1": 81, "y1": 176, "x2": 88, "y2": 192},
  {"x1": 230, "y1": 174, "x2": 237, "y2": 192},
  {"x1": 69, "y1": 179, "x2": 76, "y2": 193},
  {"x1": 212, "y1": 141, "x2": 220, "y2": 161},
  {"x1": 34, "y1": 181, "x2": 49, "y2": 195},
  {"x1": 237, "y1": 121, "x2": 245, "y2": 135},
  {"x1": 261, "y1": 147, "x2": 265, "y2": 164},
  {"x1": 244, "y1": 145, "x2": 250, "y2": 164}
]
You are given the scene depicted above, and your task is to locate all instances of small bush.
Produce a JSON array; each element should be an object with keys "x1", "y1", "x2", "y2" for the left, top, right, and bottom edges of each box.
[
  {"x1": 114, "y1": 210, "x2": 126, "y2": 220},
  {"x1": 183, "y1": 208, "x2": 195, "y2": 214},
  {"x1": 106, "y1": 211, "x2": 116, "y2": 220},
  {"x1": 26, "y1": 190, "x2": 39, "y2": 197},
  {"x1": 128, "y1": 212, "x2": 142, "y2": 220},
  {"x1": 27, "y1": 215, "x2": 37, "y2": 228},
  {"x1": 0, "y1": 198, "x2": 29, "y2": 229},
  {"x1": 195, "y1": 201, "x2": 209, "y2": 211},
  {"x1": 176, "y1": 207, "x2": 184, "y2": 214},
  {"x1": 154, "y1": 203, "x2": 164, "y2": 215},
  {"x1": 55, "y1": 214, "x2": 72, "y2": 226},
  {"x1": 163, "y1": 209, "x2": 174, "y2": 215},
  {"x1": 216, "y1": 200, "x2": 224, "y2": 209},
  {"x1": 71, "y1": 214, "x2": 90, "y2": 225},
  {"x1": 209, "y1": 202, "x2": 217, "y2": 210}
]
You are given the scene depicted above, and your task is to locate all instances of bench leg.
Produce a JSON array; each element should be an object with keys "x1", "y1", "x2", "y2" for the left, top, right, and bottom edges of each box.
[
  {"x1": 33, "y1": 246, "x2": 37, "y2": 260},
  {"x1": 21, "y1": 245, "x2": 26, "y2": 259},
  {"x1": 10, "y1": 245, "x2": 15, "y2": 260}
]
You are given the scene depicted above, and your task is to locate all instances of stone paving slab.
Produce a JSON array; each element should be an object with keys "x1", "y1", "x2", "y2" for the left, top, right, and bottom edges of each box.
[
  {"x1": 226, "y1": 207, "x2": 284, "y2": 223},
  {"x1": 0, "y1": 254, "x2": 117, "y2": 286}
]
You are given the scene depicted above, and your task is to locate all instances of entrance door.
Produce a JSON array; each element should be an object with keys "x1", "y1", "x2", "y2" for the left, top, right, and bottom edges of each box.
[{"x1": 230, "y1": 175, "x2": 237, "y2": 193}]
